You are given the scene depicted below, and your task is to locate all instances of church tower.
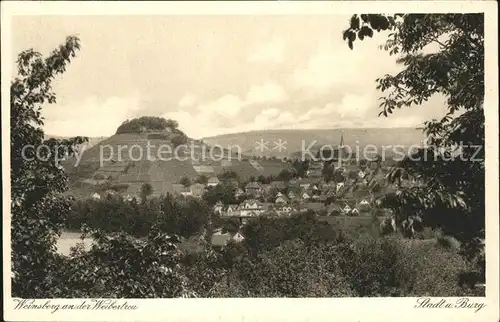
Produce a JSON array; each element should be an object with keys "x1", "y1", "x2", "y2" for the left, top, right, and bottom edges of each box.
[{"x1": 338, "y1": 133, "x2": 344, "y2": 168}]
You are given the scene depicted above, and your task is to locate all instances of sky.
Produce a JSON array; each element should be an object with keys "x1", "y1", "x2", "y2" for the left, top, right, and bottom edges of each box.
[{"x1": 11, "y1": 15, "x2": 448, "y2": 139}]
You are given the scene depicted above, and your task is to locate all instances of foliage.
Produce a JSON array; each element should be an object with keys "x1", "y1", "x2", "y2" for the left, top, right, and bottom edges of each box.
[
  {"x1": 171, "y1": 134, "x2": 188, "y2": 147},
  {"x1": 115, "y1": 116, "x2": 179, "y2": 134},
  {"x1": 220, "y1": 218, "x2": 241, "y2": 235},
  {"x1": 194, "y1": 175, "x2": 209, "y2": 185},
  {"x1": 66, "y1": 194, "x2": 211, "y2": 239},
  {"x1": 179, "y1": 176, "x2": 192, "y2": 187},
  {"x1": 291, "y1": 159, "x2": 309, "y2": 178},
  {"x1": 218, "y1": 240, "x2": 355, "y2": 297},
  {"x1": 10, "y1": 36, "x2": 88, "y2": 297},
  {"x1": 336, "y1": 235, "x2": 480, "y2": 296},
  {"x1": 241, "y1": 211, "x2": 345, "y2": 255},
  {"x1": 202, "y1": 183, "x2": 238, "y2": 206},
  {"x1": 277, "y1": 169, "x2": 294, "y2": 182},
  {"x1": 60, "y1": 227, "x2": 188, "y2": 298},
  {"x1": 140, "y1": 183, "x2": 153, "y2": 202},
  {"x1": 343, "y1": 14, "x2": 485, "y2": 264}
]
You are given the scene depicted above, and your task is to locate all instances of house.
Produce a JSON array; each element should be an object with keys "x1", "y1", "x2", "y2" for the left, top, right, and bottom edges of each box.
[
  {"x1": 207, "y1": 176, "x2": 220, "y2": 187},
  {"x1": 358, "y1": 170, "x2": 366, "y2": 179},
  {"x1": 342, "y1": 204, "x2": 352, "y2": 214},
  {"x1": 351, "y1": 207, "x2": 360, "y2": 216},
  {"x1": 245, "y1": 182, "x2": 262, "y2": 196},
  {"x1": 302, "y1": 192, "x2": 310, "y2": 200},
  {"x1": 358, "y1": 199, "x2": 371, "y2": 211},
  {"x1": 213, "y1": 201, "x2": 224, "y2": 214},
  {"x1": 277, "y1": 205, "x2": 295, "y2": 215},
  {"x1": 275, "y1": 195, "x2": 289, "y2": 204},
  {"x1": 225, "y1": 204, "x2": 240, "y2": 216},
  {"x1": 276, "y1": 192, "x2": 284, "y2": 198},
  {"x1": 287, "y1": 191, "x2": 296, "y2": 199},
  {"x1": 299, "y1": 182, "x2": 311, "y2": 189},
  {"x1": 336, "y1": 182, "x2": 345, "y2": 192},
  {"x1": 91, "y1": 192, "x2": 101, "y2": 200},
  {"x1": 190, "y1": 183, "x2": 205, "y2": 198},
  {"x1": 124, "y1": 194, "x2": 133, "y2": 201},
  {"x1": 235, "y1": 188, "x2": 245, "y2": 198},
  {"x1": 239, "y1": 199, "x2": 265, "y2": 217},
  {"x1": 232, "y1": 232, "x2": 245, "y2": 243}
]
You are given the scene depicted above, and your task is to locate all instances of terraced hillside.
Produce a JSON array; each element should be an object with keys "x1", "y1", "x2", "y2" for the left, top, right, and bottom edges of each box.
[{"x1": 62, "y1": 131, "x2": 289, "y2": 199}]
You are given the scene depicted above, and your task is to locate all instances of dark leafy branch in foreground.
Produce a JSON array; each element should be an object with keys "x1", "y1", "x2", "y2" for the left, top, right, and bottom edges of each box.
[{"x1": 343, "y1": 14, "x2": 484, "y2": 263}]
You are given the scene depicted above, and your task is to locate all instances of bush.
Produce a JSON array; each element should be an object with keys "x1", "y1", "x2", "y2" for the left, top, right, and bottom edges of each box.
[
  {"x1": 58, "y1": 228, "x2": 188, "y2": 298},
  {"x1": 66, "y1": 195, "x2": 211, "y2": 239},
  {"x1": 337, "y1": 236, "x2": 481, "y2": 297},
  {"x1": 214, "y1": 240, "x2": 355, "y2": 297}
]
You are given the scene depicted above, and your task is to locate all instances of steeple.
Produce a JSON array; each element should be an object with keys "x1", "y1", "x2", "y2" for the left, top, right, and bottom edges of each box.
[{"x1": 338, "y1": 133, "x2": 344, "y2": 168}]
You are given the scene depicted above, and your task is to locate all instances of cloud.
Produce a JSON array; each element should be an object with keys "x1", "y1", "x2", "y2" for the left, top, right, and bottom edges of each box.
[
  {"x1": 197, "y1": 94, "x2": 245, "y2": 118},
  {"x1": 178, "y1": 94, "x2": 197, "y2": 108},
  {"x1": 248, "y1": 39, "x2": 285, "y2": 63},
  {"x1": 246, "y1": 82, "x2": 287, "y2": 105},
  {"x1": 42, "y1": 92, "x2": 143, "y2": 137},
  {"x1": 190, "y1": 81, "x2": 287, "y2": 121},
  {"x1": 291, "y1": 42, "x2": 399, "y2": 95},
  {"x1": 261, "y1": 108, "x2": 280, "y2": 117}
]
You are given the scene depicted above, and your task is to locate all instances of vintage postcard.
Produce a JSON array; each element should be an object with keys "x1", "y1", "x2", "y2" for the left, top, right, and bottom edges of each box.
[{"x1": 1, "y1": 1, "x2": 499, "y2": 321}]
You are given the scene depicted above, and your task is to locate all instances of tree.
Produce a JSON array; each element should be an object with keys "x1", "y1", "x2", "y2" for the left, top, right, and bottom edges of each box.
[
  {"x1": 171, "y1": 134, "x2": 188, "y2": 147},
  {"x1": 10, "y1": 36, "x2": 89, "y2": 297},
  {"x1": 194, "y1": 175, "x2": 208, "y2": 185},
  {"x1": 202, "y1": 183, "x2": 237, "y2": 206},
  {"x1": 343, "y1": 14, "x2": 484, "y2": 261},
  {"x1": 277, "y1": 169, "x2": 294, "y2": 182},
  {"x1": 221, "y1": 218, "x2": 241, "y2": 235},
  {"x1": 321, "y1": 162, "x2": 335, "y2": 182},
  {"x1": 291, "y1": 159, "x2": 309, "y2": 178},
  {"x1": 116, "y1": 116, "x2": 170, "y2": 134},
  {"x1": 179, "y1": 176, "x2": 191, "y2": 187},
  {"x1": 165, "y1": 118, "x2": 179, "y2": 130},
  {"x1": 140, "y1": 183, "x2": 153, "y2": 202}
]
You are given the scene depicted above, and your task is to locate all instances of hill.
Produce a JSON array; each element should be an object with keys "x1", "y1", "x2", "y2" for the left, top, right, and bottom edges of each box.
[
  {"x1": 62, "y1": 131, "x2": 290, "y2": 199},
  {"x1": 202, "y1": 128, "x2": 426, "y2": 159}
]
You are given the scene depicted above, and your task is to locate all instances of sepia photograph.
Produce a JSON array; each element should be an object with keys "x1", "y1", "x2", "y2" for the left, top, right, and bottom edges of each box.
[{"x1": 1, "y1": 1, "x2": 498, "y2": 321}]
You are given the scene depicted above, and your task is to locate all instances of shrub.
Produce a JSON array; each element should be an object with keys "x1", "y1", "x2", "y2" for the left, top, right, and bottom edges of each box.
[
  {"x1": 59, "y1": 228, "x2": 188, "y2": 298},
  {"x1": 337, "y1": 236, "x2": 481, "y2": 297},
  {"x1": 217, "y1": 240, "x2": 355, "y2": 297}
]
